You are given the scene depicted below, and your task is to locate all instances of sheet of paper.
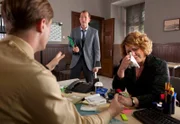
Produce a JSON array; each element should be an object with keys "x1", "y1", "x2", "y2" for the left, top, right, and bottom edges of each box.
[
  {"x1": 80, "y1": 105, "x2": 97, "y2": 111},
  {"x1": 85, "y1": 94, "x2": 107, "y2": 105}
]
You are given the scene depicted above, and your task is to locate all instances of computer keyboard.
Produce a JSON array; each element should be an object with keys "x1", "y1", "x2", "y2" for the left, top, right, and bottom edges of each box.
[{"x1": 133, "y1": 108, "x2": 180, "y2": 124}]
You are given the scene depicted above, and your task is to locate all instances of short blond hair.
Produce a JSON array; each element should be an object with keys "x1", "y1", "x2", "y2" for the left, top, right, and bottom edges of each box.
[{"x1": 121, "y1": 31, "x2": 152, "y2": 57}]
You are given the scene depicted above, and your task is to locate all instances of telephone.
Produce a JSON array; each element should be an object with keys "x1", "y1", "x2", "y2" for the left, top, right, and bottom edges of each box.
[{"x1": 65, "y1": 80, "x2": 94, "y2": 93}]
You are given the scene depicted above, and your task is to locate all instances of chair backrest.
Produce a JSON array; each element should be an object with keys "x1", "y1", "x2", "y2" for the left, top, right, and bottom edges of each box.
[{"x1": 170, "y1": 76, "x2": 180, "y2": 102}]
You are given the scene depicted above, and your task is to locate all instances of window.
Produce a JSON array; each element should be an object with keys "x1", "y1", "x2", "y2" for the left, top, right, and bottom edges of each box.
[{"x1": 126, "y1": 3, "x2": 145, "y2": 34}]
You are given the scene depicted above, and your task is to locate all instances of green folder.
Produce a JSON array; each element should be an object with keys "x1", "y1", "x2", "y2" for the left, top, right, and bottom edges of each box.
[{"x1": 68, "y1": 36, "x2": 75, "y2": 47}]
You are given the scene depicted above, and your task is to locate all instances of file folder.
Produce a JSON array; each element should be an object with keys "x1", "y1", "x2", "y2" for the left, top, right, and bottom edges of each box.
[{"x1": 68, "y1": 36, "x2": 75, "y2": 47}]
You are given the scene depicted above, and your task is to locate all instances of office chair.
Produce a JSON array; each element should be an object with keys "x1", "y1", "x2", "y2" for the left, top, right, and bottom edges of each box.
[{"x1": 170, "y1": 76, "x2": 180, "y2": 107}]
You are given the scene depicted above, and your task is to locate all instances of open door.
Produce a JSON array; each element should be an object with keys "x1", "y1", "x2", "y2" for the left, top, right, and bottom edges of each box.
[
  {"x1": 71, "y1": 12, "x2": 81, "y2": 29},
  {"x1": 101, "y1": 18, "x2": 114, "y2": 78}
]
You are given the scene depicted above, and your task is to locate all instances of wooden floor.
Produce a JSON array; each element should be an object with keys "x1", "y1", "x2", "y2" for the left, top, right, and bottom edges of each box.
[{"x1": 97, "y1": 76, "x2": 113, "y2": 89}]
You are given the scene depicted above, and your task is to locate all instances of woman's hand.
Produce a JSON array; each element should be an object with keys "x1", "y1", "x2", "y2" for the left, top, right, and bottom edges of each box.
[{"x1": 117, "y1": 55, "x2": 131, "y2": 78}]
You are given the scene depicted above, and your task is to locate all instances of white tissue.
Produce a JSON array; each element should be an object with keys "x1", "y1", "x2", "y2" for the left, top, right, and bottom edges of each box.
[{"x1": 129, "y1": 52, "x2": 140, "y2": 68}]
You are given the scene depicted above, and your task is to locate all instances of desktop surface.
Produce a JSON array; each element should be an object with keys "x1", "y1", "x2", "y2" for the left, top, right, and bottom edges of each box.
[
  {"x1": 75, "y1": 103, "x2": 123, "y2": 124},
  {"x1": 114, "y1": 106, "x2": 180, "y2": 124},
  {"x1": 58, "y1": 79, "x2": 180, "y2": 124}
]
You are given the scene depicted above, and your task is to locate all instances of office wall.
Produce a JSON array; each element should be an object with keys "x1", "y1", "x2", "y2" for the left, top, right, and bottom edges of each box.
[
  {"x1": 110, "y1": 5, "x2": 125, "y2": 44},
  {"x1": 49, "y1": 0, "x2": 111, "y2": 44},
  {"x1": 111, "y1": 0, "x2": 180, "y2": 44},
  {"x1": 145, "y1": 0, "x2": 180, "y2": 43}
]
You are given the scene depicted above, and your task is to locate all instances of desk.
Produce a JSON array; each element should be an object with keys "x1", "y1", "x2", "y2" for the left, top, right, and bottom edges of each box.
[
  {"x1": 75, "y1": 103, "x2": 180, "y2": 124},
  {"x1": 58, "y1": 79, "x2": 180, "y2": 123},
  {"x1": 114, "y1": 107, "x2": 180, "y2": 124},
  {"x1": 167, "y1": 62, "x2": 180, "y2": 76}
]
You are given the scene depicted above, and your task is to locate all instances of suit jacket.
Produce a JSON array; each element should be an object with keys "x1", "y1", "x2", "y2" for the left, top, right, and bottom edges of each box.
[
  {"x1": 68, "y1": 26, "x2": 101, "y2": 71},
  {"x1": 0, "y1": 35, "x2": 111, "y2": 124},
  {"x1": 112, "y1": 54, "x2": 170, "y2": 108}
]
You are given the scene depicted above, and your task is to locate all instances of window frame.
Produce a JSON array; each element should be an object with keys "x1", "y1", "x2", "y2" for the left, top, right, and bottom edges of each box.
[{"x1": 125, "y1": 2, "x2": 145, "y2": 34}]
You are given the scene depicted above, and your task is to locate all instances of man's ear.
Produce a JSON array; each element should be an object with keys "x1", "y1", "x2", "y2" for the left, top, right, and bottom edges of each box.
[
  {"x1": 89, "y1": 18, "x2": 91, "y2": 23},
  {"x1": 36, "y1": 18, "x2": 46, "y2": 32}
]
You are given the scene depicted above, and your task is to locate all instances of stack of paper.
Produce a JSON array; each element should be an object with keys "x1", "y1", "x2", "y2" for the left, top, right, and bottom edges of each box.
[
  {"x1": 85, "y1": 94, "x2": 107, "y2": 105},
  {"x1": 80, "y1": 105, "x2": 97, "y2": 111}
]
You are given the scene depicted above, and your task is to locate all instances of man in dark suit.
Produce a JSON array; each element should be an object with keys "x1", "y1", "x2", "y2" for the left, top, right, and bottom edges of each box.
[{"x1": 69, "y1": 10, "x2": 101, "y2": 83}]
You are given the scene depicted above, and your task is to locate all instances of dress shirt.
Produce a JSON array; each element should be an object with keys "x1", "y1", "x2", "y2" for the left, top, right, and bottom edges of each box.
[{"x1": 80, "y1": 27, "x2": 88, "y2": 39}]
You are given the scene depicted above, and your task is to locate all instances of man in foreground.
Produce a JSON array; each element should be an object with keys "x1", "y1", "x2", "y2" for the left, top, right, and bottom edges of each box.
[{"x1": 0, "y1": 0, "x2": 124, "y2": 123}]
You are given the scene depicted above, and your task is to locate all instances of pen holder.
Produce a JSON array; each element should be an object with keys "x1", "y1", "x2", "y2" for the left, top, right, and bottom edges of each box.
[{"x1": 163, "y1": 94, "x2": 176, "y2": 115}]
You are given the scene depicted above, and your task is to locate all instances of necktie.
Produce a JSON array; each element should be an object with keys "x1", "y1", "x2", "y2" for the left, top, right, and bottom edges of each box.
[{"x1": 81, "y1": 30, "x2": 86, "y2": 47}]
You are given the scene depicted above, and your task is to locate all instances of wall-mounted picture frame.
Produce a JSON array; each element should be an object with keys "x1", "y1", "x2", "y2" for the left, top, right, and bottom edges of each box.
[{"x1": 164, "y1": 18, "x2": 180, "y2": 32}]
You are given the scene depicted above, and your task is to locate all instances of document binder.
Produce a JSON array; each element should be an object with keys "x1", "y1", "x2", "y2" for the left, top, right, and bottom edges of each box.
[{"x1": 68, "y1": 36, "x2": 75, "y2": 47}]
